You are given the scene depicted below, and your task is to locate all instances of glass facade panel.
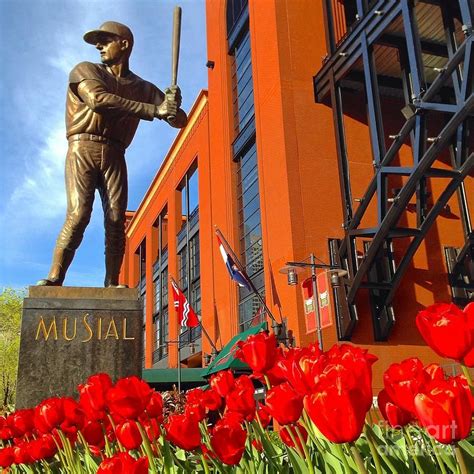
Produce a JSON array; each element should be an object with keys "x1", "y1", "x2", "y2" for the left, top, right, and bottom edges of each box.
[
  {"x1": 228, "y1": 1, "x2": 264, "y2": 332},
  {"x1": 233, "y1": 30, "x2": 254, "y2": 134},
  {"x1": 177, "y1": 164, "x2": 201, "y2": 350},
  {"x1": 152, "y1": 209, "x2": 169, "y2": 365}
]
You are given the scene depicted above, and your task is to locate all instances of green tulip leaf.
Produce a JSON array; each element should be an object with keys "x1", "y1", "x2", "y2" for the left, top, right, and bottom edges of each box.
[
  {"x1": 285, "y1": 446, "x2": 309, "y2": 474},
  {"x1": 458, "y1": 439, "x2": 474, "y2": 457}
]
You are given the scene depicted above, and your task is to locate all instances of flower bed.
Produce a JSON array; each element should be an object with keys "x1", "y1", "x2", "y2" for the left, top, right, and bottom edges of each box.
[{"x1": 1, "y1": 303, "x2": 473, "y2": 473}]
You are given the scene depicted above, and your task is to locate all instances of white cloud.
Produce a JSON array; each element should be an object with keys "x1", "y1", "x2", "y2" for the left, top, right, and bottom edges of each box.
[{"x1": 9, "y1": 123, "x2": 67, "y2": 220}]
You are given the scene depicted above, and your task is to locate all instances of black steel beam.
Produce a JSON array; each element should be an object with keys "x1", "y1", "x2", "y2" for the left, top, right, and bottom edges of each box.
[
  {"x1": 314, "y1": 0, "x2": 402, "y2": 102},
  {"x1": 347, "y1": 94, "x2": 474, "y2": 303},
  {"x1": 378, "y1": 33, "x2": 449, "y2": 58},
  {"x1": 386, "y1": 153, "x2": 474, "y2": 304},
  {"x1": 339, "y1": 115, "x2": 416, "y2": 256}
]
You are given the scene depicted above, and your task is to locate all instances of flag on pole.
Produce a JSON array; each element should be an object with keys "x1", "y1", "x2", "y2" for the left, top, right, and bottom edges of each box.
[
  {"x1": 250, "y1": 303, "x2": 266, "y2": 327},
  {"x1": 216, "y1": 233, "x2": 252, "y2": 290},
  {"x1": 170, "y1": 278, "x2": 200, "y2": 328}
]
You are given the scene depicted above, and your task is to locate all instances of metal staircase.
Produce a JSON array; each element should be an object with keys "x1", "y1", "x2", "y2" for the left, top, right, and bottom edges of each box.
[{"x1": 315, "y1": 0, "x2": 473, "y2": 340}]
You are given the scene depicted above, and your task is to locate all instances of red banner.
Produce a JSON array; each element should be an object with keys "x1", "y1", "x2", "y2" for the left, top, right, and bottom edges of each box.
[
  {"x1": 301, "y1": 273, "x2": 333, "y2": 334},
  {"x1": 301, "y1": 277, "x2": 316, "y2": 334},
  {"x1": 317, "y1": 272, "x2": 333, "y2": 329}
]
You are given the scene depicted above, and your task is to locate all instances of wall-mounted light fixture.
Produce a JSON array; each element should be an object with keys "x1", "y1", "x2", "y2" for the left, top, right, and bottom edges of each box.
[
  {"x1": 206, "y1": 60, "x2": 215, "y2": 69},
  {"x1": 278, "y1": 265, "x2": 304, "y2": 286}
]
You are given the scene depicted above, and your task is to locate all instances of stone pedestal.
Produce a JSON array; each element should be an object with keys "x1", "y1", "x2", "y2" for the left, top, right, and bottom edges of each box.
[{"x1": 15, "y1": 286, "x2": 143, "y2": 409}]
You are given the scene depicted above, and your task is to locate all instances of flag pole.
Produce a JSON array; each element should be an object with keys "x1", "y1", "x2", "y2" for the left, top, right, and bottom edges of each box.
[
  {"x1": 177, "y1": 342, "x2": 181, "y2": 393},
  {"x1": 215, "y1": 227, "x2": 281, "y2": 324}
]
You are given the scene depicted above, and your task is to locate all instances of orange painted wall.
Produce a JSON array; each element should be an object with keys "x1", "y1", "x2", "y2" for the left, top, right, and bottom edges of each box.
[{"x1": 121, "y1": 0, "x2": 472, "y2": 391}]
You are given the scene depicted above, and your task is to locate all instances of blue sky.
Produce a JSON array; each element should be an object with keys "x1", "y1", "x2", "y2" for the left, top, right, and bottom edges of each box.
[{"x1": 0, "y1": 0, "x2": 207, "y2": 289}]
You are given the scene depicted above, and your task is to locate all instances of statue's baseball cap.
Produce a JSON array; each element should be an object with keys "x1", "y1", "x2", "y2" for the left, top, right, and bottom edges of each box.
[{"x1": 83, "y1": 21, "x2": 134, "y2": 46}]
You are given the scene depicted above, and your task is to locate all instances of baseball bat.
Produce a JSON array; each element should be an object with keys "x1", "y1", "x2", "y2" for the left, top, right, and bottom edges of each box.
[
  {"x1": 171, "y1": 6, "x2": 182, "y2": 87},
  {"x1": 168, "y1": 5, "x2": 182, "y2": 121}
]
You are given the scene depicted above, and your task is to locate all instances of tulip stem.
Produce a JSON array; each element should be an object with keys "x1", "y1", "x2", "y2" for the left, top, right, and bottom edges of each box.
[
  {"x1": 301, "y1": 412, "x2": 325, "y2": 453},
  {"x1": 334, "y1": 443, "x2": 352, "y2": 473},
  {"x1": 403, "y1": 427, "x2": 426, "y2": 474},
  {"x1": 349, "y1": 443, "x2": 369, "y2": 474},
  {"x1": 107, "y1": 414, "x2": 126, "y2": 452},
  {"x1": 200, "y1": 454, "x2": 210, "y2": 474},
  {"x1": 428, "y1": 436, "x2": 447, "y2": 474},
  {"x1": 295, "y1": 425, "x2": 315, "y2": 474},
  {"x1": 364, "y1": 426, "x2": 383, "y2": 474},
  {"x1": 460, "y1": 364, "x2": 473, "y2": 391},
  {"x1": 264, "y1": 375, "x2": 272, "y2": 390},
  {"x1": 137, "y1": 422, "x2": 158, "y2": 474},
  {"x1": 286, "y1": 425, "x2": 305, "y2": 457},
  {"x1": 453, "y1": 444, "x2": 468, "y2": 474}
]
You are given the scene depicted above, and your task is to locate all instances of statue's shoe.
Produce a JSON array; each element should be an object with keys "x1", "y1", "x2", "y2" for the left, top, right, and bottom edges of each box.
[
  {"x1": 105, "y1": 284, "x2": 129, "y2": 289},
  {"x1": 36, "y1": 278, "x2": 62, "y2": 286}
]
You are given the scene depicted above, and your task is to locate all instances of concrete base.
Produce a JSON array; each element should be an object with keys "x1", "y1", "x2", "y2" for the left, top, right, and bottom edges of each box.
[{"x1": 15, "y1": 286, "x2": 143, "y2": 409}]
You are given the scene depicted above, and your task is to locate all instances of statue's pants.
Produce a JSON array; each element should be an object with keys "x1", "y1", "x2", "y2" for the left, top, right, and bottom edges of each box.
[{"x1": 55, "y1": 140, "x2": 127, "y2": 260}]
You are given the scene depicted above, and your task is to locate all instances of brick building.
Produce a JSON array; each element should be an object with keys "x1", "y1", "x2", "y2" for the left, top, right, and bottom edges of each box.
[{"x1": 120, "y1": 0, "x2": 473, "y2": 390}]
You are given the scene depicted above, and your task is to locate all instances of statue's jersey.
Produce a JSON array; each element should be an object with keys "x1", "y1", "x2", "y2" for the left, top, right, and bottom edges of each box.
[{"x1": 66, "y1": 62, "x2": 164, "y2": 149}]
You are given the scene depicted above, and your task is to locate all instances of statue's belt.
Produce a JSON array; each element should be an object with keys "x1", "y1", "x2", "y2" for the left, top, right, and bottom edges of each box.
[{"x1": 68, "y1": 133, "x2": 126, "y2": 152}]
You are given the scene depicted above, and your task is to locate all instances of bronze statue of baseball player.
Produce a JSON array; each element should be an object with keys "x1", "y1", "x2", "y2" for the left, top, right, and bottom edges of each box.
[{"x1": 37, "y1": 21, "x2": 187, "y2": 287}]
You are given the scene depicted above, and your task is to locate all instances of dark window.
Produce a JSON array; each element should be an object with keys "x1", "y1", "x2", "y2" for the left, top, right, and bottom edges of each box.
[
  {"x1": 231, "y1": 29, "x2": 255, "y2": 135},
  {"x1": 152, "y1": 209, "x2": 169, "y2": 364},
  {"x1": 177, "y1": 165, "x2": 202, "y2": 349},
  {"x1": 228, "y1": 2, "x2": 264, "y2": 332},
  {"x1": 226, "y1": 0, "x2": 248, "y2": 38}
]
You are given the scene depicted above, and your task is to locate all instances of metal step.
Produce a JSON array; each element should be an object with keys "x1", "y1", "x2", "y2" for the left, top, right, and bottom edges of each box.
[
  {"x1": 350, "y1": 227, "x2": 421, "y2": 238},
  {"x1": 425, "y1": 168, "x2": 461, "y2": 178}
]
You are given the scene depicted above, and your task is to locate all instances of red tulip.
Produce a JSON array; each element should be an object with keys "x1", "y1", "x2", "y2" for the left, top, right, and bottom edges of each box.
[
  {"x1": 115, "y1": 420, "x2": 142, "y2": 450},
  {"x1": 235, "y1": 331, "x2": 278, "y2": 374},
  {"x1": 13, "y1": 441, "x2": 34, "y2": 465},
  {"x1": 34, "y1": 397, "x2": 65, "y2": 433},
  {"x1": 273, "y1": 345, "x2": 321, "y2": 396},
  {"x1": 462, "y1": 303, "x2": 474, "y2": 367},
  {"x1": 414, "y1": 376, "x2": 472, "y2": 444},
  {"x1": 423, "y1": 363, "x2": 445, "y2": 382},
  {"x1": 377, "y1": 389, "x2": 413, "y2": 428},
  {"x1": 265, "y1": 382, "x2": 303, "y2": 425},
  {"x1": 165, "y1": 414, "x2": 201, "y2": 451},
  {"x1": 222, "y1": 411, "x2": 245, "y2": 425},
  {"x1": 79, "y1": 373, "x2": 113, "y2": 421},
  {"x1": 459, "y1": 376, "x2": 474, "y2": 413},
  {"x1": 280, "y1": 423, "x2": 308, "y2": 453},
  {"x1": 142, "y1": 417, "x2": 161, "y2": 442},
  {"x1": 225, "y1": 375, "x2": 256, "y2": 421},
  {"x1": 0, "y1": 447, "x2": 14, "y2": 469},
  {"x1": 61, "y1": 397, "x2": 85, "y2": 432},
  {"x1": 145, "y1": 391, "x2": 163, "y2": 422},
  {"x1": 0, "y1": 425, "x2": 13, "y2": 441},
  {"x1": 210, "y1": 370, "x2": 235, "y2": 397},
  {"x1": 203, "y1": 389, "x2": 222, "y2": 411},
  {"x1": 7, "y1": 409, "x2": 35, "y2": 437},
  {"x1": 185, "y1": 401, "x2": 207, "y2": 422},
  {"x1": 29, "y1": 434, "x2": 58, "y2": 461},
  {"x1": 81, "y1": 420, "x2": 105, "y2": 448},
  {"x1": 416, "y1": 303, "x2": 474, "y2": 364},
  {"x1": 97, "y1": 452, "x2": 148, "y2": 474},
  {"x1": 304, "y1": 377, "x2": 367, "y2": 443},
  {"x1": 210, "y1": 416, "x2": 247, "y2": 465},
  {"x1": 324, "y1": 344, "x2": 378, "y2": 411},
  {"x1": 106, "y1": 376, "x2": 153, "y2": 420},
  {"x1": 383, "y1": 358, "x2": 431, "y2": 414},
  {"x1": 185, "y1": 389, "x2": 207, "y2": 421}
]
